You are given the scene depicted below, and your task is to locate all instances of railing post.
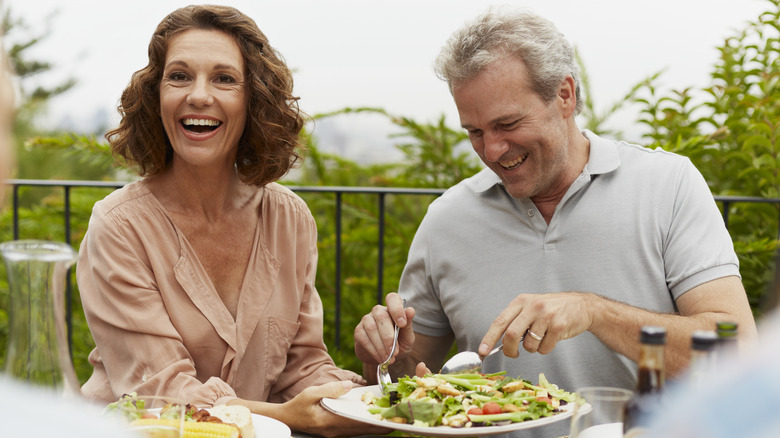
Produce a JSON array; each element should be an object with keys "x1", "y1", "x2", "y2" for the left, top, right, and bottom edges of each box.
[
  {"x1": 721, "y1": 200, "x2": 731, "y2": 227},
  {"x1": 12, "y1": 184, "x2": 19, "y2": 240},
  {"x1": 334, "y1": 191, "x2": 342, "y2": 350},
  {"x1": 64, "y1": 186, "x2": 74, "y2": 358},
  {"x1": 377, "y1": 192, "x2": 385, "y2": 305}
]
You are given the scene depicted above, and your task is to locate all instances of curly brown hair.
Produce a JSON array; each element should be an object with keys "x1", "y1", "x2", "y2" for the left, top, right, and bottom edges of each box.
[{"x1": 106, "y1": 4, "x2": 305, "y2": 186}]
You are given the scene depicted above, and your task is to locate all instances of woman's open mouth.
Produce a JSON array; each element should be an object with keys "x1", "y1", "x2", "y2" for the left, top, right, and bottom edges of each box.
[
  {"x1": 181, "y1": 118, "x2": 222, "y2": 133},
  {"x1": 500, "y1": 153, "x2": 529, "y2": 170}
]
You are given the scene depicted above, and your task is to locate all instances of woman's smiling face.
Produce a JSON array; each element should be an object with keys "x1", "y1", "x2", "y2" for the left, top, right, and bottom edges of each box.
[{"x1": 159, "y1": 28, "x2": 248, "y2": 170}]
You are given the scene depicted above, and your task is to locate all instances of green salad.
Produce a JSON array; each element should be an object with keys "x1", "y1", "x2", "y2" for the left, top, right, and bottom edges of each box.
[{"x1": 361, "y1": 372, "x2": 577, "y2": 428}]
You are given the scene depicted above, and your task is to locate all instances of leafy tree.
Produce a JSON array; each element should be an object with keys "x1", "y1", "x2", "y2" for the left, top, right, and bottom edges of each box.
[
  {"x1": 631, "y1": 0, "x2": 780, "y2": 313},
  {"x1": 2, "y1": 9, "x2": 116, "y2": 191}
]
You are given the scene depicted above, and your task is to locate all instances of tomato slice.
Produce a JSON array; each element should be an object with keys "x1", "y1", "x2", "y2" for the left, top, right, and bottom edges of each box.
[
  {"x1": 467, "y1": 407, "x2": 483, "y2": 416},
  {"x1": 482, "y1": 402, "x2": 502, "y2": 415},
  {"x1": 536, "y1": 396, "x2": 552, "y2": 405}
]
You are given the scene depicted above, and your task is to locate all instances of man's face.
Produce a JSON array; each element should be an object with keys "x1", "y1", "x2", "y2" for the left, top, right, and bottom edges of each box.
[{"x1": 453, "y1": 55, "x2": 574, "y2": 201}]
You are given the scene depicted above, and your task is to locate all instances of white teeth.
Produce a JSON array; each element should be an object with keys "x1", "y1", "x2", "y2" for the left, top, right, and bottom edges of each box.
[{"x1": 182, "y1": 118, "x2": 220, "y2": 126}]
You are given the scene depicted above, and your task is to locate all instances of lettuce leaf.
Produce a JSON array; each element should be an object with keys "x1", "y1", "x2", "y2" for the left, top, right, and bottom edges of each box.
[{"x1": 380, "y1": 401, "x2": 445, "y2": 426}]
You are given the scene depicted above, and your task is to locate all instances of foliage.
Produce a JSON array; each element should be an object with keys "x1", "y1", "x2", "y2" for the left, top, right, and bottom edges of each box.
[{"x1": 631, "y1": 0, "x2": 780, "y2": 314}]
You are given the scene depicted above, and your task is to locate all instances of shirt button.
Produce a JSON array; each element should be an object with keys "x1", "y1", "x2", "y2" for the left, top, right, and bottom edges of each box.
[
  {"x1": 528, "y1": 209, "x2": 535, "y2": 217},
  {"x1": 142, "y1": 373, "x2": 149, "y2": 382}
]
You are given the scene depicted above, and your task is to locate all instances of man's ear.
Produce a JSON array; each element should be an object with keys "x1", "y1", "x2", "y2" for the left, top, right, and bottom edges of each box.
[{"x1": 557, "y1": 75, "x2": 577, "y2": 118}]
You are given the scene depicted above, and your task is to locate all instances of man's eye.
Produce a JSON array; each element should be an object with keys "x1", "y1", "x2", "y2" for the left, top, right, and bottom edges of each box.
[
  {"x1": 467, "y1": 129, "x2": 483, "y2": 137},
  {"x1": 500, "y1": 120, "x2": 519, "y2": 130}
]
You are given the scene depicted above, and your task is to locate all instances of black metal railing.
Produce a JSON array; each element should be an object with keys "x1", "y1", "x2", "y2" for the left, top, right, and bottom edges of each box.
[{"x1": 5, "y1": 179, "x2": 780, "y2": 351}]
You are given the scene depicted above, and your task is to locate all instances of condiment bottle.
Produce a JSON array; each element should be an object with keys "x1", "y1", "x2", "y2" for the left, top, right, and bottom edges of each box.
[
  {"x1": 688, "y1": 329, "x2": 718, "y2": 387},
  {"x1": 623, "y1": 325, "x2": 666, "y2": 437}
]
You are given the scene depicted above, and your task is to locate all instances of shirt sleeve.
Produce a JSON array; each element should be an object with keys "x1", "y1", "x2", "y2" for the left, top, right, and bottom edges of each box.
[
  {"x1": 77, "y1": 203, "x2": 237, "y2": 406},
  {"x1": 664, "y1": 157, "x2": 741, "y2": 298}
]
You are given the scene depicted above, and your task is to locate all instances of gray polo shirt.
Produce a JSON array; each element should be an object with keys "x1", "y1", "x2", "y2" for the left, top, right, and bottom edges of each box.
[{"x1": 399, "y1": 130, "x2": 739, "y2": 437}]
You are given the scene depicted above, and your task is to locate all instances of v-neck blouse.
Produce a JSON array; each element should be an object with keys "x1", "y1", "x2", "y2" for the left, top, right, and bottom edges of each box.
[{"x1": 77, "y1": 180, "x2": 362, "y2": 407}]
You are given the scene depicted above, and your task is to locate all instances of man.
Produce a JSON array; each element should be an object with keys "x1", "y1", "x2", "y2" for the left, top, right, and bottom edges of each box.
[{"x1": 354, "y1": 8, "x2": 756, "y2": 436}]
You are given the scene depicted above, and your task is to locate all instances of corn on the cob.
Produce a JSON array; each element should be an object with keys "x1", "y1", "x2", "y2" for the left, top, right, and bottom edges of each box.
[{"x1": 130, "y1": 418, "x2": 240, "y2": 438}]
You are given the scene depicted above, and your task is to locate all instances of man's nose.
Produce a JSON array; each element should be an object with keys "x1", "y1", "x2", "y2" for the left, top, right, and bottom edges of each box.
[{"x1": 483, "y1": 130, "x2": 509, "y2": 162}]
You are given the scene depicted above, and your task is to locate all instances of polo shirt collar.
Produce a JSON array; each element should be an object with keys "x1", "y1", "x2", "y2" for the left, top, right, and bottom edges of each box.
[
  {"x1": 582, "y1": 129, "x2": 621, "y2": 176},
  {"x1": 470, "y1": 129, "x2": 621, "y2": 194}
]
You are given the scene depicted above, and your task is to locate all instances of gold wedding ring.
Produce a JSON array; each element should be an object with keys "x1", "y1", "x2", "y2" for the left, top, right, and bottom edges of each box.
[{"x1": 528, "y1": 330, "x2": 543, "y2": 341}]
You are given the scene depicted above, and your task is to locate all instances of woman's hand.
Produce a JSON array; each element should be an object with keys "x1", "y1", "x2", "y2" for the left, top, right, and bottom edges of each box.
[{"x1": 274, "y1": 381, "x2": 390, "y2": 437}]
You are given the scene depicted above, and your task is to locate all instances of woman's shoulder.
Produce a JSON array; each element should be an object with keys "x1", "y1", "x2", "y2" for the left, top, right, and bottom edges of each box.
[
  {"x1": 261, "y1": 182, "x2": 311, "y2": 214},
  {"x1": 90, "y1": 180, "x2": 160, "y2": 222}
]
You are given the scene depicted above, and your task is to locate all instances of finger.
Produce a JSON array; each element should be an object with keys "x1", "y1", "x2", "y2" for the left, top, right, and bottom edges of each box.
[
  {"x1": 385, "y1": 292, "x2": 408, "y2": 327},
  {"x1": 498, "y1": 310, "x2": 535, "y2": 358},
  {"x1": 355, "y1": 312, "x2": 386, "y2": 363},
  {"x1": 415, "y1": 362, "x2": 432, "y2": 377},
  {"x1": 305, "y1": 380, "x2": 354, "y2": 402},
  {"x1": 396, "y1": 307, "x2": 416, "y2": 356},
  {"x1": 479, "y1": 305, "x2": 523, "y2": 356},
  {"x1": 523, "y1": 326, "x2": 547, "y2": 353},
  {"x1": 371, "y1": 304, "x2": 401, "y2": 359}
]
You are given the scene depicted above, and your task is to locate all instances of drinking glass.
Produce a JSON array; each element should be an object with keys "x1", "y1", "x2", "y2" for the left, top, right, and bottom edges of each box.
[
  {"x1": 568, "y1": 386, "x2": 632, "y2": 438},
  {"x1": 111, "y1": 394, "x2": 186, "y2": 438}
]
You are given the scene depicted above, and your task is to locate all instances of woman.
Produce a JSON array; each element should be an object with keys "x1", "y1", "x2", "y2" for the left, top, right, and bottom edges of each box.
[{"x1": 78, "y1": 5, "x2": 383, "y2": 436}]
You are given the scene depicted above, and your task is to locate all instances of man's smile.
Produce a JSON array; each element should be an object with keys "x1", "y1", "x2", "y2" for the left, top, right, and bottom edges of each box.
[{"x1": 500, "y1": 152, "x2": 529, "y2": 170}]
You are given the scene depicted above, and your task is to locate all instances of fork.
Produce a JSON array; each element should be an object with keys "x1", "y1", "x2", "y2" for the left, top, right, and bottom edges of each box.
[{"x1": 377, "y1": 298, "x2": 406, "y2": 393}]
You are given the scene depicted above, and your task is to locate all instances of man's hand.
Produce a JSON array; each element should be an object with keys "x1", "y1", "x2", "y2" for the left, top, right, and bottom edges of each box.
[
  {"x1": 478, "y1": 292, "x2": 594, "y2": 358},
  {"x1": 354, "y1": 292, "x2": 416, "y2": 370}
]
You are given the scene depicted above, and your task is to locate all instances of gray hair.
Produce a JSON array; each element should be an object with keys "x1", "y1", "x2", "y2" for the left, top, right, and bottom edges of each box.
[{"x1": 434, "y1": 8, "x2": 582, "y2": 115}]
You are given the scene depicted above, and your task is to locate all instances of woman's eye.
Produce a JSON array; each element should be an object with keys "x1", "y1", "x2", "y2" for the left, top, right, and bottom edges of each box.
[
  {"x1": 216, "y1": 74, "x2": 236, "y2": 84},
  {"x1": 169, "y1": 72, "x2": 188, "y2": 82}
]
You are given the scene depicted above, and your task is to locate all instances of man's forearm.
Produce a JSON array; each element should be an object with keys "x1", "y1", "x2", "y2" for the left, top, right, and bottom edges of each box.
[{"x1": 588, "y1": 278, "x2": 757, "y2": 376}]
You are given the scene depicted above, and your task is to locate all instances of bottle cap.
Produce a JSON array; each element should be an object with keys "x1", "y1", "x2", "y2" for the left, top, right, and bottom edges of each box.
[
  {"x1": 691, "y1": 330, "x2": 718, "y2": 351},
  {"x1": 716, "y1": 321, "x2": 738, "y2": 338},
  {"x1": 640, "y1": 325, "x2": 667, "y2": 345}
]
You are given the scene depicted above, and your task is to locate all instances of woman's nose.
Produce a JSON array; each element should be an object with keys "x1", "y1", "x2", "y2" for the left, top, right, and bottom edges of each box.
[{"x1": 186, "y1": 78, "x2": 214, "y2": 106}]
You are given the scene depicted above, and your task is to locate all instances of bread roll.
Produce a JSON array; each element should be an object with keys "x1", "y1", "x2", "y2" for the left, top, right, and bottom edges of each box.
[{"x1": 209, "y1": 405, "x2": 255, "y2": 438}]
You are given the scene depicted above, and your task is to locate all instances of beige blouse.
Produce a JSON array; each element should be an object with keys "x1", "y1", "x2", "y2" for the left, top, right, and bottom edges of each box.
[{"x1": 78, "y1": 180, "x2": 362, "y2": 407}]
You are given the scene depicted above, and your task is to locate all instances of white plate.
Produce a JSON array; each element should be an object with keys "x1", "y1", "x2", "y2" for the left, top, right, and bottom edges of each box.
[
  {"x1": 320, "y1": 385, "x2": 579, "y2": 437},
  {"x1": 251, "y1": 413, "x2": 291, "y2": 438}
]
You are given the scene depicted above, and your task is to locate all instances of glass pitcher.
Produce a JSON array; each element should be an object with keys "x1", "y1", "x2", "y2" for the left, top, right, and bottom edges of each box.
[{"x1": 0, "y1": 240, "x2": 80, "y2": 395}]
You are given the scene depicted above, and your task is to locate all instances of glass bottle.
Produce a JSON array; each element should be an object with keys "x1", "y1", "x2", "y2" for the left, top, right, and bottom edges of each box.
[
  {"x1": 0, "y1": 240, "x2": 80, "y2": 395},
  {"x1": 688, "y1": 329, "x2": 718, "y2": 387},
  {"x1": 623, "y1": 325, "x2": 666, "y2": 437}
]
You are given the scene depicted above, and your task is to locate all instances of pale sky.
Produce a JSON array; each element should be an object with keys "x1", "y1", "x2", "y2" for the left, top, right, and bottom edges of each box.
[{"x1": 6, "y1": 0, "x2": 770, "y2": 149}]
